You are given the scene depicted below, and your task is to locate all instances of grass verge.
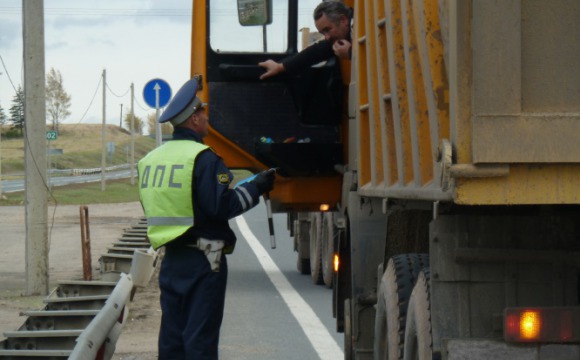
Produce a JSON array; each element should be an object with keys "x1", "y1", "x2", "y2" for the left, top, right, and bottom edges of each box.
[
  {"x1": 0, "y1": 170, "x2": 253, "y2": 206},
  {"x1": 0, "y1": 178, "x2": 140, "y2": 206}
]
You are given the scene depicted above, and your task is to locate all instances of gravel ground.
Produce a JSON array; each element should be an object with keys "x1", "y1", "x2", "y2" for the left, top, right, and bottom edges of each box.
[{"x1": 0, "y1": 202, "x2": 159, "y2": 359}]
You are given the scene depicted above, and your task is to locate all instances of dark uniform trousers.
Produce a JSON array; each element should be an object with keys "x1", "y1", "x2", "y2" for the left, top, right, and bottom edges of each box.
[{"x1": 158, "y1": 244, "x2": 228, "y2": 360}]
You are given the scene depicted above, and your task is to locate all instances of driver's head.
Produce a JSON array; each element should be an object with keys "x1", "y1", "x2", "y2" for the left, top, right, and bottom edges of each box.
[{"x1": 313, "y1": 1, "x2": 351, "y2": 42}]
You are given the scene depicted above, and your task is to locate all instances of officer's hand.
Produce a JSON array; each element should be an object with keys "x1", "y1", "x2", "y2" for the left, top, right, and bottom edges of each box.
[{"x1": 251, "y1": 170, "x2": 275, "y2": 194}]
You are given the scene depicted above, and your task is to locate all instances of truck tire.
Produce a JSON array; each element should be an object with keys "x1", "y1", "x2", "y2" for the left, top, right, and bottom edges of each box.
[
  {"x1": 403, "y1": 269, "x2": 432, "y2": 360},
  {"x1": 374, "y1": 254, "x2": 429, "y2": 360},
  {"x1": 344, "y1": 298, "x2": 353, "y2": 360},
  {"x1": 333, "y1": 225, "x2": 349, "y2": 332},
  {"x1": 295, "y1": 218, "x2": 311, "y2": 275},
  {"x1": 321, "y1": 212, "x2": 336, "y2": 288},
  {"x1": 297, "y1": 251, "x2": 310, "y2": 275},
  {"x1": 287, "y1": 212, "x2": 295, "y2": 236},
  {"x1": 310, "y1": 212, "x2": 323, "y2": 284}
]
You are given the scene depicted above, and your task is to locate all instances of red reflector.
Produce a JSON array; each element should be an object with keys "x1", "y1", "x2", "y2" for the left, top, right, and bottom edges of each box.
[
  {"x1": 560, "y1": 310, "x2": 573, "y2": 341},
  {"x1": 504, "y1": 307, "x2": 580, "y2": 343},
  {"x1": 118, "y1": 306, "x2": 126, "y2": 323}
]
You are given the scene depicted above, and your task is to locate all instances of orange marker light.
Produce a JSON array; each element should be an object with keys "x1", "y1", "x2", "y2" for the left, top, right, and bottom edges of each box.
[
  {"x1": 320, "y1": 204, "x2": 330, "y2": 212},
  {"x1": 333, "y1": 253, "x2": 340, "y2": 272},
  {"x1": 505, "y1": 307, "x2": 580, "y2": 343},
  {"x1": 520, "y1": 310, "x2": 541, "y2": 340}
]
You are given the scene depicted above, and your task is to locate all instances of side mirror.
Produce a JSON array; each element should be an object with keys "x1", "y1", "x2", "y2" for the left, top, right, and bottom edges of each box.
[{"x1": 237, "y1": 0, "x2": 272, "y2": 26}]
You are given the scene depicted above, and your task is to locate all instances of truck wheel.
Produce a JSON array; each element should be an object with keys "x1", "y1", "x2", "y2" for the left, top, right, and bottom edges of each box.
[
  {"x1": 374, "y1": 264, "x2": 388, "y2": 360},
  {"x1": 321, "y1": 212, "x2": 336, "y2": 288},
  {"x1": 374, "y1": 254, "x2": 429, "y2": 360},
  {"x1": 310, "y1": 212, "x2": 323, "y2": 284},
  {"x1": 333, "y1": 226, "x2": 349, "y2": 332},
  {"x1": 297, "y1": 254, "x2": 310, "y2": 275},
  {"x1": 344, "y1": 298, "x2": 353, "y2": 360},
  {"x1": 295, "y1": 218, "x2": 311, "y2": 275},
  {"x1": 287, "y1": 212, "x2": 295, "y2": 236},
  {"x1": 403, "y1": 269, "x2": 432, "y2": 360}
]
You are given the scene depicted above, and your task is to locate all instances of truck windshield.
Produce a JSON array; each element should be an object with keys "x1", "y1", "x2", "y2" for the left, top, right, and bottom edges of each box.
[{"x1": 209, "y1": 0, "x2": 320, "y2": 54}]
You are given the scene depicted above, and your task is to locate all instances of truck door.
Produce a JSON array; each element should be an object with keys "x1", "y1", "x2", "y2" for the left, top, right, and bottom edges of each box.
[{"x1": 204, "y1": 0, "x2": 345, "y2": 178}]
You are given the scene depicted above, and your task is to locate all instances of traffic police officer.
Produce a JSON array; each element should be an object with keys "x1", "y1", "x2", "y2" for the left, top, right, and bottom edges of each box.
[{"x1": 138, "y1": 78, "x2": 275, "y2": 359}]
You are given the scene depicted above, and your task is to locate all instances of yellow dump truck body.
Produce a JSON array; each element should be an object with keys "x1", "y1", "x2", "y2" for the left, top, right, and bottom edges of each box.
[{"x1": 353, "y1": 0, "x2": 580, "y2": 205}]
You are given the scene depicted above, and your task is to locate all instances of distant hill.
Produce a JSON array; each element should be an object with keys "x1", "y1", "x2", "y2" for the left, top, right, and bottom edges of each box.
[{"x1": 1, "y1": 124, "x2": 156, "y2": 174}]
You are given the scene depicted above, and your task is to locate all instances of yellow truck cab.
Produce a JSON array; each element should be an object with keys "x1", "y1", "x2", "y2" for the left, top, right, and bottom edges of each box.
[{"x1": 192, "y1": 0, "x2": 346, "y2": 213}]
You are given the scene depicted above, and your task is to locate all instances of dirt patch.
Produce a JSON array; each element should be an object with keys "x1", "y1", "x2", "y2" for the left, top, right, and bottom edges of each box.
[
  {"x1": 0, "y1": 202, "x2": 160, "y2": 358},
  {"x1": 112, "y1": 264, "x2": 161, "y2": 359}
]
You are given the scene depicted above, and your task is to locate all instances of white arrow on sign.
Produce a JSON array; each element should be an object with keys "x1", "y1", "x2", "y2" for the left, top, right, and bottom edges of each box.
[
  {"x1": 154, "y1": 83, "x2": 161, "y2": 108},
  {"x1": 143, "y1": 78, "x2": 171, "y2": 147},
  {"x1": 154, "y1": 83, "x2": 162, "y2": 146}
]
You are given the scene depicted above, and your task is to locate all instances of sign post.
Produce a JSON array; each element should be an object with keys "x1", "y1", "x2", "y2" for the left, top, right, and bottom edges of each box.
[
  {"x1": 46, "y1": 131, "x2": 58, "y2": 188},
  {"x1": 143, "y1": 79, "x2": 171, "y2": 147}
]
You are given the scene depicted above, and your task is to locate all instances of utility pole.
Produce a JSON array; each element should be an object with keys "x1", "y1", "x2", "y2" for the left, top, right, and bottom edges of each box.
[
  {"x1": 23, "y1": 0, "x2": 49, "y2": 296},
  {"x1": 101, "y1": 69, "x2": 106, "y2": 191},
  {"x1": 0, "y1": 131, "x2": 2, "y2": 198},
  {"x1": 119, "y1": 103, "x2": 123, "y2": 128},
  {"x1": 0, "y1": 115, "x2": 2, "y2": 198},
  {"x1": 0, "y1": 71, "x2": 3, "y2": 198},
  {"x1": 130, "y1": 83, "x2": 135, "y2": 185}
]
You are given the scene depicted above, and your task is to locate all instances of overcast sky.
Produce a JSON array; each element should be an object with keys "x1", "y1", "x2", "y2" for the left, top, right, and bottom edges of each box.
[
  {"x1": 0, "y1": 0, "x2": 320, "y2": 134},
  {"x1": 0, "y1": 0, "x2": 193, "y2": 131}
]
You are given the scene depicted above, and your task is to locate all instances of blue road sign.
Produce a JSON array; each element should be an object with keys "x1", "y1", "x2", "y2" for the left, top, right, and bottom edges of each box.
[{"x1": 143, "y1": 78, "x2": 172, "y2": 108}]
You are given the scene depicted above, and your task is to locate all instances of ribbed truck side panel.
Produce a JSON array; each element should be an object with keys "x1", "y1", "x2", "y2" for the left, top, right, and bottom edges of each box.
[
  {"x1": 354, "y1": 0, "x2": 580, "y2": 205},
  {"x1": 453, "y1": 0, "x2": 580, "y2": 205}
]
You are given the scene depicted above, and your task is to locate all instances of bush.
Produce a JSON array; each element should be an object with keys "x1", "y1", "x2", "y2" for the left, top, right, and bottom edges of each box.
[{"x1": 3, "y1": 129, "x2": 22, "y2": 139}]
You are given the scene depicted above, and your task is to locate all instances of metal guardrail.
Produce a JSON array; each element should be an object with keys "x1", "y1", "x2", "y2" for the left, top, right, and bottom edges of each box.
[
  {"x1": 52, "y1": 164, "x2": 136, "y2": 176},
  {"x1": 0, "y1": 216, "x2": 157, "y2": 360},
  {"x1": 68, "y1": 273, "x2": 133, "y2": 360},
  {"x1": 5, "y1": 164, "x2": 136, "y2": 179}
]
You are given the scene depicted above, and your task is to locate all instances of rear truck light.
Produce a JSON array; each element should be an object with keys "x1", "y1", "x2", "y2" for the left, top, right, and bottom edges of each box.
[
  {"x1": 504, "y1": 307, "x2": 580, "y2": 343},
  {"x1": 333, "y1": 253, "x2": 340, "y2": 273},
  {"x1": 319, "y1": 203, "x2": 330, "y2": 212}
]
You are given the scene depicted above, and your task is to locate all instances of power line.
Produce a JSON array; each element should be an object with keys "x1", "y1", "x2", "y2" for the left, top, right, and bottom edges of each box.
[
  {"x1": 0, "y1": 7, "x2": 192, "y2": 17},
  {"x1": 106, "y1": 83, "x2": 130, "y2": 98},
  {"x1": 69, "y1": 75, "x2": 102, "y2": 126},
  {"x1": 0, "y1": 54, "x2": 19, "y2": 94},
  {"x1": 132, "y1": 93, "x2": 149, "y2": 112},
  {"x1": 0, "y1": 7, "x2": 314, "y2": 17}
]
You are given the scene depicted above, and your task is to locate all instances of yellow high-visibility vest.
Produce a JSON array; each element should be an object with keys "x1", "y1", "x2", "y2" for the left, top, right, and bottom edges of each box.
[{"x1": 138, "y1": 140, "x2": 209, "y2": 249}]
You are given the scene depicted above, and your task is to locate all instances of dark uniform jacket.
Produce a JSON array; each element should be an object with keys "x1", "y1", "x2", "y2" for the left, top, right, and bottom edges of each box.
[{"x1": 169, "y1": 127, "x2": 262, "y2": 248}]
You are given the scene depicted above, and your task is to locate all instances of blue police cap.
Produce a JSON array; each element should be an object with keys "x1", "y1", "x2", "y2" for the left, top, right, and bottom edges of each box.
[{"x1": 158, "y1": 78, "x2": 206, "y2": 125}]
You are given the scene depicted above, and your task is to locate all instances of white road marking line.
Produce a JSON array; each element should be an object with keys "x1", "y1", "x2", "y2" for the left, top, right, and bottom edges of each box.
[{"x1": 236, "y1": 215, "x2": 344, "y2": 360}]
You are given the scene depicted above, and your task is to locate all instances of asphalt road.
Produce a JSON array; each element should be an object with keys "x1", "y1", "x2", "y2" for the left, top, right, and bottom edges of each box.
[
  {"x1": 1, "y1": 169, "x2": 133, "y2": 193},
  {"x1": 220, "y1": 202, "x2": 344, "y2": 359},
  {"x1": 0, "y1": 199, "x2": 344, "y2": 359}
]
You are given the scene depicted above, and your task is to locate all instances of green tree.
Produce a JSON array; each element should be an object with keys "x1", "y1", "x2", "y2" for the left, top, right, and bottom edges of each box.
[
  {"x1": 0, "y1": 103, "x2": 7, "y2": 126},
  {"x1": 123, "y1": 111, "x2": 144, "y2": 135},
  {"x1": 46, "y1": 67, "x2": 71, "y2": 132},
  {"x1": 0, "y1": 103, "x2": 6, "y2": 139},
  {"x1": 9, "y1": 87, "x2": 24, "y2": 136}
]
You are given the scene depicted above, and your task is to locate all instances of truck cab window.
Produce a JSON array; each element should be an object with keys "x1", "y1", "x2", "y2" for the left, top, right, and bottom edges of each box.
[
  {"x1": 210, "y1": 0, "x2": 288, "y2": 53},
  {"x1": 209, "y1": 0, "x2": 321, "y2": 54}
]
